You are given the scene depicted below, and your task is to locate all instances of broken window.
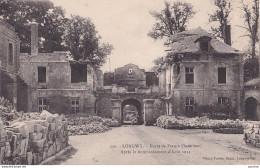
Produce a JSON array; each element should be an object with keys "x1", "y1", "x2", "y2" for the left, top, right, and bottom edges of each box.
[
  {"x1": 185, "y1": 97, "x2": 194, "y2": 115},
  {"x1": 38, "y1": 97, "x2": 48, "y2": 112},
  {"x1": 185, "y1": 67, "x2": 194, "y2": 84},
  {"x1": 8, "y1": 43, "x2": 13, "y2": 65},
  {"x1": 38, "y1": 67, "x2": 46, "y2": 83},
  {"x1": 218, "y1": 97, "x2": 229, "y2": 105},
  {"x1": 71, "y1": 98, "x2": 80, "y2": 114},
  {"x1": 218, "y1": 67, "x2": 226, "y2": 84},
  {"x1": 71, "y1": 64, "x2": 87, "y2": 83},
  {"x1": 200, "y1": 41, "x2": 209, "y2": 51}
]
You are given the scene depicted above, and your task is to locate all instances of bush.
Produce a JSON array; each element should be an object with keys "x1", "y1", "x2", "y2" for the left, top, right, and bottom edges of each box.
[
  {"x1": 0, "y1": 97, "x2": 20, "y2": 123},
  {"x1": 195, "y1": 103, "x2": 236, "y2": 120}
]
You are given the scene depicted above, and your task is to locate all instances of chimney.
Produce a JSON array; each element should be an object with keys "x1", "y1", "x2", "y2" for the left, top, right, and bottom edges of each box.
[
  {"x1": 223, "y1": 25, "x2": 231, "y2": 46},
  {"x1": 30, "y1": 22, "x2": 38, "y2": 55}
]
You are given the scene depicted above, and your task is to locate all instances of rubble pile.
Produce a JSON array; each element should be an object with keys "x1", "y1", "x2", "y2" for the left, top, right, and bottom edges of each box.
[
  {"x1": 244, "y1": 122, "x2": 260, "y2": 148},
  {"x1": 156, "y1": 115, "x2": 243, "y2": 130},
  {"x1": 66, "y1": 114, "x2": 119, "y2": 136},
  {"x1": 0, "y1": 110, "x2": 69, "y2": 165}
]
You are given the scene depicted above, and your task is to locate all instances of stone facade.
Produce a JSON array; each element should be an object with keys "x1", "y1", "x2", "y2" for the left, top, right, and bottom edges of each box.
[
  {"x1": 18, "y1": 23, "x2": 102, "y2": 114},
  {"x1": 100, "y1": 64, "x2": 164, "y2": 125},
  {"x1": 159, "y1": 28, "x2": 244, "y2": 118},
  {"x1": 0, "y1": 19, "x2": 20, "y2": 109}
]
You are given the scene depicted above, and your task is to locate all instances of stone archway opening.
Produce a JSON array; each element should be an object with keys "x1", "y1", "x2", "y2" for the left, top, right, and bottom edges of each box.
[
  {"x1": 245, "y1": 97, "x2": 258, "y2": 121},
  {"x1": 121, "y1": 99, "x2": 143, "y2": 125}
]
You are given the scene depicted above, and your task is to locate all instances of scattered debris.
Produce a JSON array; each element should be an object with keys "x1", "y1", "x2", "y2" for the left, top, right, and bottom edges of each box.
[
  {"x1": 156, "y1": 115, "x2": 244, "y2": 130},
  {"x1": 244, "y1": 122, "x2": 260, "y2": 148},
  {"x1": 66, "y1": 114, "x2": 119, "y2": 136}
]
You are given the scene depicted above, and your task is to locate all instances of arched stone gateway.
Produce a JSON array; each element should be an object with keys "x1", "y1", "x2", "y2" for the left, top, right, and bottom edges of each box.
[
  {"x1": 121, "y1": 99, "x2": 143, "y2": 125},
  {"x1": 245, "y1": 97, "x2": 258, "y2": 121},
  {"x1": 109, "y1": 98, "x2": 159, "y2": 126}
]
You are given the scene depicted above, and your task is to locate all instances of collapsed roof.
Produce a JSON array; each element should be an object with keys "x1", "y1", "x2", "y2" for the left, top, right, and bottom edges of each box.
[{"x1": 168, "y1": 27, "x2": 239, "y2": 54}]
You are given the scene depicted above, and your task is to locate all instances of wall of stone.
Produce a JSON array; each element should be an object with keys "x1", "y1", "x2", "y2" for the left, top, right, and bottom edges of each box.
[
  {"x1": 19, "y1": 53, "x2": 94, "y2": 90},
  {"x1": 114, "y1": 64, "x2": 146, "y2": 87},
  {"x1": 167, "y1": 53, "x2": 243, "y2": 117},
  {"x1": 0, "y1": 19, "x2": 20, "y2": 109},
  {"x1": 0, "y1": 111, "x2": 69, "y2": 164},
  {"x1": 244, "y1": 122, "x2": 260, "y2": 148},
  {"x1": 27, "y1": 89, "x2": 96, "y2": 114}
]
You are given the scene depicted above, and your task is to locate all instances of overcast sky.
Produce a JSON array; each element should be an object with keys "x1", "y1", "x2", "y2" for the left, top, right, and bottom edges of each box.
[{"x1": 51, "y1": 0, "x2": 250, "y2": 72}]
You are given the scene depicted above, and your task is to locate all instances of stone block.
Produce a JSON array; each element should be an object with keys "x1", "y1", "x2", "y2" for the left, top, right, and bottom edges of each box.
[
  {"x1": 36, "y1": 132, "x2": 43, "y2": 140},
  {"x1": 32, "y1": 139, "x2": 46, "y2": 151},
  {"x1": 0, "y1": 146, "x2": 5, "y2": 163},
  {"x1": 255, "y1": 135, "x2": 260, "y2": 142},
  {"x1": 13, "y1": 156, "x2": 21, "y2": 165},
  {"x1": 10, "y1": 122, "x2": 29, "y2": 138},
  {"x1": 0, "y1": 120, "x2": 4, "y2": 130},
  {"x1": 34, "y1": 124, "x2": 42, "y2": 133},
  {"x1": 6, "y1": 130, "x2": 13, "y2": 142},
  {"x1": 12, "y1": 143, "x2": 21, "y2": 157},
  {"x1": 42, "y1": 151, "x2": 47, "y2": 160},
  {"x1": 47, "y1": 145, "x2": 55, "y2": 157},
  {"x1": 21, "y1": 154, "x2": 27, "y2": 164},
  {"x1": 5, "y1": 142, "x2": 11, "y2": 157},
  {"x1": 56, "y1": 142, "x2": 61, "y2": 152},
  {"x1": 49, "y1": 123, "x2": 56, "y2": 131},
  {"x1": 0, "y1": 129, "x2": 7, "y2": 143},
  {"x1": 29, "y1": 132, "x2": 37, "y2": 142},
  {"x1": 33, "y1": 153, "x2": 40, "y2": 165},
  {"x1": 41, "y1": 126, "x2": 48, "y2": 139},
  {"x1": 47, "y1": 116, "x2": 54, "y2": 123},
  {"x1": 20, "y1": 138, "x2": 28, "y2": 155},
  {"x1": 27, "y1": 151, "x2": 33, "y2": 165}
]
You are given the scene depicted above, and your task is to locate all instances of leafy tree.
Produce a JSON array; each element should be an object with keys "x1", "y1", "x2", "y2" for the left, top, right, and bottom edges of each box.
[
  {"x1": 209, "y1": 0, "x2": 232, "y2": 39},
  {"x1": 148, "y1": 1, "x2": 195, "y2": 40},
  {"x1": 0, "y1": 0, "x2": 67, "y2": 53},
  {"x1": 244, "y1": 56, "x2": 259, "y2": 82},
  {"x1": 240, "y1": 0, "x2": 259, "y2": 58},
  {"x1": 39, "y1": 6, "x2": 68, "y2": 52},
  {"x1": 64, "y1": 15, "x2": 113, "y2": 68}
]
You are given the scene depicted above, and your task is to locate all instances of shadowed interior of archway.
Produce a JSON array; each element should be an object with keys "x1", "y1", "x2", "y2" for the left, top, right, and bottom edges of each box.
[
  {"x1": 245, "y1": 97, "x2": 258, "y2": 121},
  {"x1": 121, "y1": 99, "x2": 143, "y2": 125}
]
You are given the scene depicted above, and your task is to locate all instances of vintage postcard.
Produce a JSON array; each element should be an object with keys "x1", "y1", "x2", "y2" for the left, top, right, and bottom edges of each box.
[{"x1": 0, "y1": 0, "x2": 259, "y2": 166}]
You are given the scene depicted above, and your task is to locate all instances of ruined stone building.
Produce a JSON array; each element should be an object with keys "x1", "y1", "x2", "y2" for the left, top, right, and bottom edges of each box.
[
  {"x1": 18, "y1": 23, "x2": 103, "y2": 114},
  {"x1": 101, "y1": 64, "x2": 164, "y2": 125},
  {"x1": 0, "y1": 19, "x2": 20, "y2": 110},
  {"x1": 158, "y1": 27, "x2": 244, "y2": 118}
]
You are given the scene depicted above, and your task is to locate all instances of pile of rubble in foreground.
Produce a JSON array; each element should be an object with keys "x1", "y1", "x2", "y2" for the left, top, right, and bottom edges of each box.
[
  {"x1": 157, "y1": 115, "x2": 245, "y2": 130},
  {"x1": 66, "y1": 114, "x2": 119, "y2": 136},
  {"x1": 244, "y1": 122, "x2": 260, "y2": 148},
  {"x1": 0, "y1": 110, "x2": 69, "y2": 165}
]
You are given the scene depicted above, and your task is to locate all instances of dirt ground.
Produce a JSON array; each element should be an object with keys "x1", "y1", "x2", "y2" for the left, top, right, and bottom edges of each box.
[{"x1": 59, "y1": 125, "x2": 260, "y2": 165}]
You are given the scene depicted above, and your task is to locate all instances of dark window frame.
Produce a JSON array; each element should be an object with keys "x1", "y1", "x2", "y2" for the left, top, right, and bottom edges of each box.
[
  {"x1": 218, "y1": 97, "x2": 229, "y2": 105},
  {"x1": 38, "y1": 97, "x2": 48, "y2": 112},
  {"x1": 70, "y1": 98, "x2": 80, "y2": 114},
  {"x1": 218, "y1": 67, "x2": 226, "y2": 84},
  {"x1": 71, "y1": 64, "x2": 87, "y2": 83},
  {"x1": 185, "y1": 67, "x2": 194, "y2": 84},
  {"x1": 38, "y1": 66, "x2": 47, "y2": 83},
  {"x1": 185, "y1": 97, "x2": 194, "y2": 114},
  {"x1": 8, "y1": 43, "x2": 14, "y2": 65},
  {"x1": 200, "y1": 41, "x2": 209, "y2": 51}
]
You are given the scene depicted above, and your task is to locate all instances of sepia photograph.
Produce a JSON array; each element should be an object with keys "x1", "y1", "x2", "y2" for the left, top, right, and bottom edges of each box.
[{"x1": 0, "y1": 0, "x2": 259, "y2": 166}]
